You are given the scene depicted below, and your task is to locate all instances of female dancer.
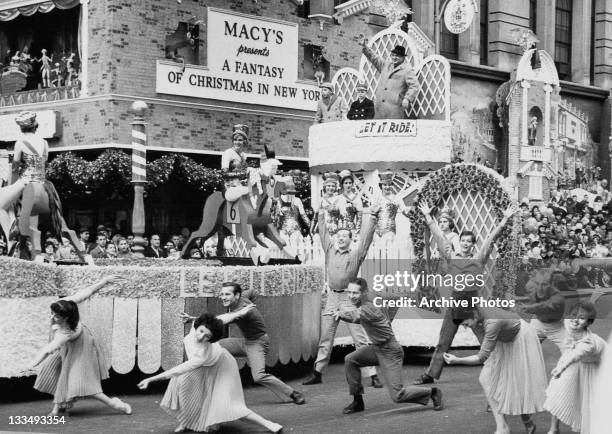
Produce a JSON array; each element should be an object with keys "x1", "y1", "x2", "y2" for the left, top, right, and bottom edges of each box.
[
  {"x1": 544, "y1": 302, "x2": 607, "y2": 434},
  {"x1": 137, "y1": 312, "x2": 283, "y2": 433},
  {"x1": 436, "y1": 207, "x2": 461, "y2": 253},
  {"x1": 275, "y1": 176, "x2": 310, "y2": 247},
  {"x1": 337, "y1": 170, "x2": 363, "y2": 239},
  {"x1": 311, "y1": 172, "x2": 341, "y2": 236},
  {"x1": 443, "y1": 307, "x2": 547, "y2": 434},
  {"x1": 29, "y1": 275, "x2": 131, "y2": 416}
]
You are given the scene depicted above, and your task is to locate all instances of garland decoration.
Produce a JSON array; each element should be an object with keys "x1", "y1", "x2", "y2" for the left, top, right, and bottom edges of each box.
[
  {"x1": 47, "y1": 150, "x2": 311, "y2": 202},
  {"x1": 406, "y1": 163, "x2": 521, "y2": 298}
]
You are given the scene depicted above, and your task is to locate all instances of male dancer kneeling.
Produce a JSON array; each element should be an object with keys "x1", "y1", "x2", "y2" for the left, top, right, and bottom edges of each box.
[{"x1": 334, "y1": 278, "x2": 443, "y2": 414}]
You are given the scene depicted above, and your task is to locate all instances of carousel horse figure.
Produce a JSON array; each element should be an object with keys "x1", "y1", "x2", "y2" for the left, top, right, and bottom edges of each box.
[
  {"x1": 182, "y1": 139, "x2": 294, "y2": 264},
  {"x1": 8, "y1": 111, "x2": 86, "y2": 261}
]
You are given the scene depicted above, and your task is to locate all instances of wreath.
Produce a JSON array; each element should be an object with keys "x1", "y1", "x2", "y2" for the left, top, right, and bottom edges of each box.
[{"x1": 405, "y1": 163, "x2": 521, "y2": 299}]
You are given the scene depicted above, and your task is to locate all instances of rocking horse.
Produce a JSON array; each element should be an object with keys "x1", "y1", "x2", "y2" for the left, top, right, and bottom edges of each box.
[
  {"x1": 181, "y1": 140, "x2": 293, "y2": 263},
  {"x1": 1, "y1": 111, "x2": 86, "y2": 261}
]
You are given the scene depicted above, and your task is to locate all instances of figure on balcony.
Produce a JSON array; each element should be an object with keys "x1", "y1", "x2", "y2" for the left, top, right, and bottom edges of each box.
[
  {"x1": 66, "y1": 53, "x2": 77, "y2": 86},
  {"x1": 347, "y1": 82, "x2": 375, "y2": 120},
  {"x1": 372, "y1": 171, "x2": 410, "y2": 243},
  {"x1": 314, "y1": 82, "x2": 348, "y2": 124},
  {"x1": 528, "y1": 116, "x2": 538, "y2": 146},
  {"x1": 51, "y1": 62, "x2": 63, "y2": 88},
  {"x1": 39, "y1": 49, "x2": 52, "y2": 88},
  {"x1": 337, "y1": 170, "x2": 363, "y2": 240},
  {"x1": 311, "y1": 172, "x2": 341, "y2": 236},
  {"x1": 360, "y1": 39, "x2": 418, "y2": 119}
]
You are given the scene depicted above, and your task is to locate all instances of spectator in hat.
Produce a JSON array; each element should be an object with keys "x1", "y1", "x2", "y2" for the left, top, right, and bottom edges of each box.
[
  {"x1": 347, "y1": 82, "x2": 375, "y2": 120},
  {"x1": 314, "y1": 82, "x2": 348, "y2": 124},
  {"x1": 359, "y1": 39, "x2": 418, "y2": 119}
]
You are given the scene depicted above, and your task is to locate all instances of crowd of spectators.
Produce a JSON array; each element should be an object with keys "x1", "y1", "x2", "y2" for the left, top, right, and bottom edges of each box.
[
  {"x1": 0, "y1": 224, "x2": 226, "y2": 262},
  {"x1": 519, "y1": 179, "x2": 612, "y2": 289}
]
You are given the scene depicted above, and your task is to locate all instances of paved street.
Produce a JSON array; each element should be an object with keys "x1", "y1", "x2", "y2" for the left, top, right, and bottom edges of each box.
[{"x1": 2, "y1": 326, "x2": 603, "y2": 434}]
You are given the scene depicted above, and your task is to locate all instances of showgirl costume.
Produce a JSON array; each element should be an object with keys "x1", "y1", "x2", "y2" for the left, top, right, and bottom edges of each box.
[
  {"x1": 277, "y1": 196, "x2": 310, "y2": 240},
  {"x1": 544, "y1": 326, "x2": 607, "y2": 433},
  {"x1": 17, "y1": 134, "x2": 63, "y2": 237},
  {"x1": 375, "y1": 195, "x2": 399, "y2": 237},
  {"x1": 338, "y1": 191, "x2": 363, "y2": 238}
]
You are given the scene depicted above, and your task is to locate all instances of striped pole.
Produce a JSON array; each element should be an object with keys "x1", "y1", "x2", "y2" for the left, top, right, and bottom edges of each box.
[{"x1": 130, "y1": 101, "x2": 149, "y2": 258}]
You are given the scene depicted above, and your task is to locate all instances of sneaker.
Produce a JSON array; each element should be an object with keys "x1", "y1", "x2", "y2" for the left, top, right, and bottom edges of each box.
[
  {"x1": 413, "y1": 373, "x2": 434, "y2": 385},
  {"x1": 290, "y1": 391, "x2": 306, "y2": 405},
  {"x1": 431, "y1": 387, "x2": 443, "y2": 411}
]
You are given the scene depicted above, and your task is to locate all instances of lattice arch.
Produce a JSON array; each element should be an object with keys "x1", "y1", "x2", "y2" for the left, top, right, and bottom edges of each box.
[{"x1": 331, "y1": 25, "x2": 450, "y2": 121}]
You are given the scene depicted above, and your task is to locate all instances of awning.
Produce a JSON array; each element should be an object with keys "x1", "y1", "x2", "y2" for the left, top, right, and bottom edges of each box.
[{"x1": 0, "y1": 0, "x2": 80, "y2": 21}]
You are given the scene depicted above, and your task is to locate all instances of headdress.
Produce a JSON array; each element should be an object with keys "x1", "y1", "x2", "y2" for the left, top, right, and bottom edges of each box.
[
  {"x1": 339, "y1": 169, "x2": 354, "y2": 183},
  {"x1": 280, "y1": 176, "x2": 297, "y2": 194},
  {"x1": 260, "y1": 144, "x2": 282, "y2": 166},
  {"x1": 438, "y1": 206, "x2": 455, "y2": 222},
  {"x1": 320, "y1": 82, "x2": 334, "y2": 91},
  {"x1": 378, "y1": 171, "x2": 394, "y2": 184},
  {"x1": 322, "y1": 172, "x2": 339, "y2": 187},
  {"x1": 232, "y1": 124, "x2": 249, "y2": 140},
  {"x1": 15, "y1": 111, "x2": 37, "y2": 129}
]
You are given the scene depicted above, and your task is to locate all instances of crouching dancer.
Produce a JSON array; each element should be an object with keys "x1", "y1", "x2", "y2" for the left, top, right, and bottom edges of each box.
[{"x1": 334, "y1": 278, "x2": 444, "y2": 414}]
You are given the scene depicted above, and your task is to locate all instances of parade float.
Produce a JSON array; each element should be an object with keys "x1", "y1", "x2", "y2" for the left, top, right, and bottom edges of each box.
[{"x1": 309, "y1": 21, "x2": 523, "y2": 347}]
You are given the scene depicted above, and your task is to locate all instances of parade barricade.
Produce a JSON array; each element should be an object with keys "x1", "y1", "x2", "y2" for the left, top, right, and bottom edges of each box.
[{"x1": 0, "y1": 257, "x2": 324, "y2": 378}]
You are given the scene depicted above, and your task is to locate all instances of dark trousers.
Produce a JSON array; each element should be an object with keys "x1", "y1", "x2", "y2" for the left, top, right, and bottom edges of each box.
[
  {"x1": 345, "y1": 338, "x2": 431, "y2": 405},
  {"x1": 426, "y1": 305, "x2": 484, "y2": 379},
  {"x1": 219, "y1": 334, "x2": 294, "y2": 400}
]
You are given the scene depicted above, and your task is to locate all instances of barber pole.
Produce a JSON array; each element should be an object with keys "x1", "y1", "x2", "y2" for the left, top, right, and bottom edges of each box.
[{"x1": 130, "y1": 100, "x2": 149, "y2": 257}]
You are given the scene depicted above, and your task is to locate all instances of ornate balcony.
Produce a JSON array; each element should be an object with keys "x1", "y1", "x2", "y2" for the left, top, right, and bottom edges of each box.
[
  {"x1": 520, "y1": 146, "x2": 552, "y2": 162},
  {"x1": 0, "y1": 85, "x2": 80, "y2": 108}
]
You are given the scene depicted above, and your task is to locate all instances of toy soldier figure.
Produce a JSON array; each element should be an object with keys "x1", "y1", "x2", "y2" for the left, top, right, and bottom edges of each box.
[
  {"x1": 360, "y1": 39, "x2": 418, "y2": 119},
  {"x1": 347, "y1": 82, "x2": 375, "y2": 120}
]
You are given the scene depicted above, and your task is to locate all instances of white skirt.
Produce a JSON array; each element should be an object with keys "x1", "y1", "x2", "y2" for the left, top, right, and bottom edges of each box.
[{"x1": 479, "y1": 320, "x2": 547, "y2": 415}]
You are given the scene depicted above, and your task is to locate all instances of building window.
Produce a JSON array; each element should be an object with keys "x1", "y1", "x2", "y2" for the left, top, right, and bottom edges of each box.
[
  {"x1": 554, "y1": 0, "x2": 572, "y2": 80},
  {"x1": 558, "y1": 113, "x2": 567, "y2": 137},
  {"x1": 528, "y1": 175, "x2": 543, "y2": 200},
  {"x1": 298, "y1": 1, "x2": 311, "y2": 19},
  {"x1": 590, "y1": 2, "x2": 595, "y2": 85},
  {"x1": 440, "y1": 24, "x2": 458, "y2": 60},
  {"x1": 529, "y1": 0, "x2": 537, "y2": 33},
  {"x1": 480, "y1": 0, "x2": 488, "y2": 65},
  {"x1": 303, "y1": 44, "x2": 330, "y2": 84}
]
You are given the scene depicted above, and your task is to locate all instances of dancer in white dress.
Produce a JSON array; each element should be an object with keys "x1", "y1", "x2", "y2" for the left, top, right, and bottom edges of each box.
[{"x1": 138, "y1": 312, "x2": 282, "y2": 433}]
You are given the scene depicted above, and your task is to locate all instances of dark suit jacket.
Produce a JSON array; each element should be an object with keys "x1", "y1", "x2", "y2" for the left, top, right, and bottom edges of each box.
[
  {"x1": 89, "y1": 245, "x2": 109, "y2": 258},
  {"x1": 347, "y1": 97, "x2": 375, "y2": 120},
  {"x1": 144, "y1": 246, "x2": 168, "y2": 258}
]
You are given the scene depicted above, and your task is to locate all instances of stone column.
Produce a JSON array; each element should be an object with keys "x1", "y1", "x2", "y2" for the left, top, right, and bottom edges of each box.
[
  {"x1": 521, "y1": 80, "x2": 531, "y2": 147},
  {"x1": 79, "y1": 0, "x2": 89, "y2": 97},
  {"x1": 536, "y1": 0, "x2": 556, "y2": 55},
  {"x1": 594, "y1": 0, "x2": 612, "y2": 88},
  {"x1": 544, "y1": 84, "x2": 552, "y2": 147},
  {"x1": 571, "y1": 0, "x2": 592, "y2": 84},
  {"x1": 488, "y1": 0, "x2": 529, "y2": 71}
]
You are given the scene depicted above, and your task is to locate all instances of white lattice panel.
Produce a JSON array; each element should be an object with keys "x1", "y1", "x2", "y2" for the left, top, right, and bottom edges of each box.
[
  {"x1": 406, "y1": 55, "x2": 451, "y2": 121},
  {"x1": 332, "y1": 26, "x2": 449, "y2": 121},
  {"x1": 430, "y1": 190, "x2": 500, "y2": 294}
]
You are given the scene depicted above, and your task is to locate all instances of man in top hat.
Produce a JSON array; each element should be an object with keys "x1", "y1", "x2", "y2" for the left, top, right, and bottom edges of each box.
[
  {"x1": 314, "y1": 82, "x2": 348, "y2": 124},
  {"x1": 222, "y1": 124, "x2": 250, "y2": 202},
  {"x1": 360, "y1": 39, "x2": 418, "y2": 119},
  {"x1": 347, "y1": 82, "x2": 375, "y2": 120}
]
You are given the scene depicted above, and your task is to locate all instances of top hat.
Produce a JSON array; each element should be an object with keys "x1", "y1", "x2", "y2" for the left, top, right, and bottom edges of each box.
[
  {"x1": 15, "y1": 111, "x2": 37, "y2": 129},
  {"x1": 356, "y1": 82, "x2": 367, "y2": 92},
  {"x1": 320, "y1": 82, "x2": 334, "y2": 90},
  {"x1": 232, "y1": 124, "x2": 249, "y2": 140},
  {"x1": 260, "y1": 144, "x2": 282, "y2": 166},
  {"x1": 390, "y1": 45, "x2": 407, "y2": 57}
]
